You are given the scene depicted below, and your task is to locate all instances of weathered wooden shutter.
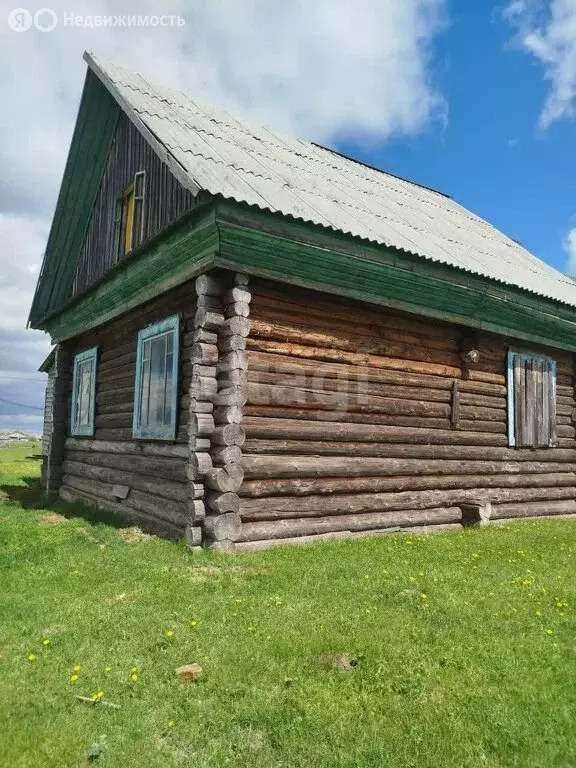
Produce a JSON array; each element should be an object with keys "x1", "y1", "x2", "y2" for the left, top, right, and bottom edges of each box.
[
  {"x1": 508, "y1": 352, "x2": 556, "y2": 448},
  {"x1": 132, "y1": 171, "x2": 146, "y2": 249}
]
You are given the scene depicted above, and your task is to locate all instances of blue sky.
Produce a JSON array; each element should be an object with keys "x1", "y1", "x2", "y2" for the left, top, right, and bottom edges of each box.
[
  {"x1": 338, "y1": 1, "x2": 576, "y2": 274},
  {"x1": 1, "y1": 0, "x2": 575, "y2": 433}
]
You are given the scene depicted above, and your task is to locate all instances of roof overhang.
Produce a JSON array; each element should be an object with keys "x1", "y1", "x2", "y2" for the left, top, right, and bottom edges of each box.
[{"x1": 39, "y1": 198, "x2": 576, "y2": 354}]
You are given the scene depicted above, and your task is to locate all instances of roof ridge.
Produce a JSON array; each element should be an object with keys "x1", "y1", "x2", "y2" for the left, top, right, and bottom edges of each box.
[{"x1": 310, "y1": 142, "x2": 452, "y2": 199}]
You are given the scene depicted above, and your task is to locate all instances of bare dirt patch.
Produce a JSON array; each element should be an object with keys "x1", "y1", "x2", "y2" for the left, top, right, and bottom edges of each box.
[
  {"x1": 117, "y1": 527, "x2": 152, "y2": 544},
  {"x1": 317, "y1": 652, "x2": 359, "y2": 671},
  {"x1": 187, "y1": 564, "x2": 270, "y2": 583},
  {"x1": 39, "y1": 512, "x2": 66, "y2": 524}
]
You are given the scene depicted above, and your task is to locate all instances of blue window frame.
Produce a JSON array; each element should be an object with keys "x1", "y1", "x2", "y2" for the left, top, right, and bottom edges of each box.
[
  {"x1": 71, "y1": 347, "x2": 98, "y2": 436},
  {"x1": 507, "y1": 350, "x2": 556, "y2": 448},
  {"x1": 133, "y1": 315, "x2": 180, "y2": 440}
]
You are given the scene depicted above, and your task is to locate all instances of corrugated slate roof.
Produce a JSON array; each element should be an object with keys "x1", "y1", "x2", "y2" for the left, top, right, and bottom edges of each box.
[{"x1": 86, "y1": 53, "x2": 576, "y2": 308}]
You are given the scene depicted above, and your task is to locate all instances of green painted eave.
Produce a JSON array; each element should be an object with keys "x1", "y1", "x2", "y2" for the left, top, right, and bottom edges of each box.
[
  {"x1": 214, "y1": 201, "x2": 576, "y2": 354},
  {"x1": 43, "y1": 205, "x2": 218, "y2": 340},
  {"x1": 41, "y1": 197, "x2": 576, "y2": 353},
  {"x1": 29, "y1": 70, "x2": 120, "y2": 327}
]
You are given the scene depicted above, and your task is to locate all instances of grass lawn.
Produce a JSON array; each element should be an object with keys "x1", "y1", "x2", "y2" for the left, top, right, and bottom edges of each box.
[{"x1": 1, "y1": 443, "x2": 576, "y2": 766}]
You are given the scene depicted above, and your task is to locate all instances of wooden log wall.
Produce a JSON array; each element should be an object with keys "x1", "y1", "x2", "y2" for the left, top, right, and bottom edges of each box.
[
  {"x1": 237, "y1": 279, "x2": 576, "y2": 547},
  {"x1": 59, "y1": 282, "x2": 197, "y2": 538},
  {"x1": 187, "y1": 273, "x2": 250, "y2": 549}
]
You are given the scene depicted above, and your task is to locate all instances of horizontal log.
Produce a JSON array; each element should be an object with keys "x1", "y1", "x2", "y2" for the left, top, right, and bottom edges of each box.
[
  {"x1": 214, "y1": 405, "x2": 243, "y2": 425},
  {"x1": 66, "y1": 450, "x2": 186, "y2": 483},
  {"x1": 219, "y1": 335, "x2": 247, "y2": 353},
  {"x1": 224, "y1": 286, "x2": 251, "y2": 305},
  {"x1": 238, "y1": 507, "x2": 463, "y2": 541},
  {"x1": 248, "y1": 318, "x2": 461, "y2": 367},
  {"x1": 213, "y1": 386, "x2": 247, "y2": 407},
  {"x1": 212, "y1": 424, "x2": 246, "y2": 446},
  {"x1": 190, "y1": 414, "x2": 215, "y2": 437},
  {"x1": 246, "y1": 338, "x2": 462, "y2": 378},
  {"x1": 240, "y1": 472, "x2": 576, "y2": 498},
  {"x1": 195, "y1": 274, "x2": 223, "y2": 297},
  {"x1": 224, "y1": 301, "x2": 250, "y2": 318},
  {"x1": 221, "y1": 316, "x2": 251, "y2": 337},
  {"x1": 187, "y1": 452, "x2": 213, "y2": 480},
  {"x1": 192, "y1": 343, "x2": 218, "y2": 365},
  {"x1": 183, "y1": 328, "x2": 218, "y2": 347},
  {"x1": 247, "y1": 370, "x2": 507, "y2": 410},
  {"x1": 62, "y1": 473, "x2": 188, "y2": 527},
  {"x1": 244, "y1": 406, "x2": 505, "y2": 434},
  {"x1": 63, "y1": 460, "x2": 188, "y2": 502},
  {"x1": 95, "y1": 413, "x2": 132, "y2": 429},
  {"x1": 243, "y1": 417, "x2": 508, "y2": 446},
  {"x1": 189, "y1": 375, "x2": 217, "y2": 400},
  {"x1": 247, "y1": 351, "x2": 506, "y2": 396},
  {"x1": 247, "y1": 383, "x2": 451, "y2": 417},
  {"x1": 98, "y1": 350, "x2": 137, "y2": 373},
  {"x1": 235, "y1": 523, "x2": 464, "y2": 550},
  {"x1": 203, "y1": 512, "x2": 242, "y2": 542},
  {"x1": 65, "y1": 438, "x2": 189, "y2": 458},
  {"x1": 242, "y1": 439, "x2": 576, "y2": 461},
  {"x1": 205, "y1": 464, "x2": 244, "y2": 493},
  {"x1": 217, "y1": 351, "x2": 249, "y2": 373},
  {"x1": 242, "y1": 455, "x2": 576, "y2": 478},
  {"x1": 212, "y1": 445, "x2": 243, "y2": 466},
  {"x1": 240, "y1": 486, "x2": 576, "y2": 521},
  {"x1": 251, "y1": 285, "x2": 460, "y2": 342},
  {"x1": 206, "y1": 491, "x2": 240, "y2": 514},
  {"x1": 491, "y1": 499, "x2": 576, "y2": 519},
  {"x1": 59, "y1": 486, "x2": 184, "y2": 539}
]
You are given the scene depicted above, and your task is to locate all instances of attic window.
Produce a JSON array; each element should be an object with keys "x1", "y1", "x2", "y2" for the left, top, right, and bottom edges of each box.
[
  {"x1": 118, "y1": 171, "x2": 146, "y2": 258},
  {"x1": 507, "y1": 351, "x2": 556, "y2": 448}
]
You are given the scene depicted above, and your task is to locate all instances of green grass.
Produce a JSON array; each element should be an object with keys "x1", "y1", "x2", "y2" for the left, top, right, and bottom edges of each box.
[{"x1": 2, "y1": 443, "x2": 576, "y2": 767}]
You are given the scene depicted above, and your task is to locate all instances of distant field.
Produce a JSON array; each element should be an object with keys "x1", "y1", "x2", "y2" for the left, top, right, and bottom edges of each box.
[{"x1": 1, "y1": 442, "x2": 576, "y2": 767}]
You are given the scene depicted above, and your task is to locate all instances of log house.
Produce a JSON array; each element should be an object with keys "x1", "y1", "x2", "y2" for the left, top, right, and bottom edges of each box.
[{"x1": 29, "y1": 53, "x2": 576, "y2": 550}]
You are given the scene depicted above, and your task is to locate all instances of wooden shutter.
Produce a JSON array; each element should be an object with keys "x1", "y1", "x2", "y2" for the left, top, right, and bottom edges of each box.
[
  {"x1": 132, "y1": 171, "x2": 146, "y2": 249},
  {"x1": 508, "y1": 352, "x2": 556, "y2": 448}
]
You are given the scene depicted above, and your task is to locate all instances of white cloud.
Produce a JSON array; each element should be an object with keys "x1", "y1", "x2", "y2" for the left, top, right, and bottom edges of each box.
[
  {"x1": 0, "y1": 0, "x2": 448, "y2": 430},
  {"x1": 564, "y1": 226, "x2": 576, "y2": 274},
  {"x1": 505, "y1": 0, "x2": 576, "y2": 128}
]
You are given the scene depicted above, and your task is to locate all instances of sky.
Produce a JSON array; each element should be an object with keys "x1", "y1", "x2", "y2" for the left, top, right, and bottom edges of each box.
[{"x1": 0, "y1": 0, "x2": 575, "y2": 433}]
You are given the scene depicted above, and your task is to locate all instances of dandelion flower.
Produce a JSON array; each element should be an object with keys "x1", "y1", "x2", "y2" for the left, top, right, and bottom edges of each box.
[
  {"x1": 165, "y1": 630, "x2": 174, "y2": 638},
  {"x1": 131, "y1": 673, "x2": 138, "y2": 683},
  {"x1": 42, "y1": 639, "x2": 51, "y2": 646},
  {"x1": 546, "y1": 629, "x2": 554, "y2": 635},
  {"x1": 131, "y1": 666, "x2": 138, "y2": 674},
  {"x1": 104, "y1": 665, "x2": 112, "y2": 673},
  {"x1": 27, "y1": 653, "x2": 36, "y2": 662},
  {"x1": 168, "y1": 719, "x2": 176, "y2": 728},
  {"x1": 535, "y1": 610, "x2": 542, "y2": 617},
  {"x1": 70, "y1": 674, "x2": 78, "y2": 683},
  {"x1": 190, "y1": 620, "x2": 197, "y2": 627},
  {"x1": 91, "y1": 691, "x2": 104, "y2": 701},
  {"x1": 73, "y1": 665, "x2": 81, "y2": 673}
]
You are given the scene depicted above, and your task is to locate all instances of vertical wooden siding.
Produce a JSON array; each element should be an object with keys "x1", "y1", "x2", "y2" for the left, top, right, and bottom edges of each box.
[
  {"x1": 73, "y1": 112, "x2": 197, "y2": 297},
  {"x1": 59, "y1": 282, "x2": 196, "y2": 536},
  {"x1": 41, "y1": 367, "x2": 55, "y2": 456},
  {"x1": 237, "y1": 280, "x2": 576, "y2": 545}
]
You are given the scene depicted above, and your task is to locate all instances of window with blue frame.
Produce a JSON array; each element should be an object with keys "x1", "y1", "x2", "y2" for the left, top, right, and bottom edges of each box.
[
  {"x1": 71, "y1": 347, "x2": 98, "y2": 436},
  {"x1": 507, "y1": 351, "x2": 556, "y2": 448},
  {"x1": 133, "y1": 315, "x2": 180, "y2": 440}
]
